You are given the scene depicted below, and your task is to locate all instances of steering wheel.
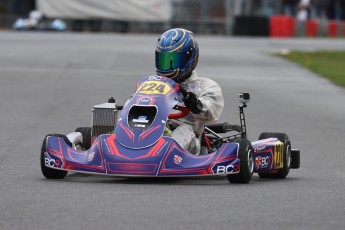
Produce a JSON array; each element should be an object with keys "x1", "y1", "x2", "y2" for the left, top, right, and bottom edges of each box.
[{"x1": 168, "y1": 105, "x2": 190, "y2": 119}]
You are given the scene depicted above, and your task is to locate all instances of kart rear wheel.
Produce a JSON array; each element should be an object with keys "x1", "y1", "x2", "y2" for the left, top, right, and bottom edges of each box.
[
  {"x1": 227, "y1": 139, "x2": 254, "y2": 184},
  {"x1": 75, "y1": 127, "x2": 91, "y2": 150},
  {"x1": 258, "y1": 132, "x2": 291, "y2": 179},
  {"x1": 40, "y1": 134, "x2": 69, "y2": 179}
]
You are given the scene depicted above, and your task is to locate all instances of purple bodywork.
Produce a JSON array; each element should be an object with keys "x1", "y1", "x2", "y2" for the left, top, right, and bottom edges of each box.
[{"x1": 43, "y1": 76, "x2": 278, "y2": 177}]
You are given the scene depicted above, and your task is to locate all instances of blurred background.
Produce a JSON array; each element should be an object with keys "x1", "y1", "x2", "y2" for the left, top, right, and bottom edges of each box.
[{"x1": 1, "y1": 0, "x2": 345, "y2": 37}]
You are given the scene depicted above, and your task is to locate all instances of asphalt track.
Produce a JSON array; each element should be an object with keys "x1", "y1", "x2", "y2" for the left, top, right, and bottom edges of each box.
[{"x1": 0, "y1": 31, "x2": 344, "y2": 230}]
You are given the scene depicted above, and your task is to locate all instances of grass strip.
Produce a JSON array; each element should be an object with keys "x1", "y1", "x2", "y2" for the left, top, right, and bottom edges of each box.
[{"x1": 277, "y1": 50, "x2": 345, "y2": 88}]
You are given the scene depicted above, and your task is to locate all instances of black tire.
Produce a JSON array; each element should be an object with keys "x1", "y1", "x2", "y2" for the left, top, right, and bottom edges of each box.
[
  {"x1": 40, "y1": 134, "x2": 70, "y2": 179},
  {"x1": 290, "y1": 149, "x2": 300, "y2": 169},
  {"x1": 227, "y1": 139, "x2": 254, "y2": 184},
  {"x1": 258, "y1": 132, "x2": 291, "y2": 179},
  {"x1": 75, "y1": 127, "x2": 92, "y2": 150}
]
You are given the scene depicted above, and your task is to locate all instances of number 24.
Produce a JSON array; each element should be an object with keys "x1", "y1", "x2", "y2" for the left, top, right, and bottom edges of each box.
[{"x1": 139, "y1": 83, "x2": 166, "y2": 93}]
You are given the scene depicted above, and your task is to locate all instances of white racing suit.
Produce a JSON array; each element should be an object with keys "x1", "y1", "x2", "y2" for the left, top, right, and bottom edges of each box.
[{"x1": 170, "y1": 71, "x2": 224, "y2": 155}]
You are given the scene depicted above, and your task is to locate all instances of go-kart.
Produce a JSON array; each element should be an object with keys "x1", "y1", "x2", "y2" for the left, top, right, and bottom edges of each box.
[{"x1": 41, "y1": 76, "x2": 300, "y2": 183}]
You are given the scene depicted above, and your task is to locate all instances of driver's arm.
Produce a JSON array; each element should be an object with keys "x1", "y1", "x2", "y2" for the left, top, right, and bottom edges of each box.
[{"x1": 184, "y1": 78, "x2": 224, "y2": 122}]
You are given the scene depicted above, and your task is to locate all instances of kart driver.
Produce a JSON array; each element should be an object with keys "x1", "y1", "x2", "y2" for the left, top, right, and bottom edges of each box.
[{"x1": 155, "y1": 28, "x2": 224, "y2": 155}]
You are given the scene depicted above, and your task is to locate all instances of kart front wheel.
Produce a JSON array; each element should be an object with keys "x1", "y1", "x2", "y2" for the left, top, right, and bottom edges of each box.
[
  {"x1": 227, "y1": 139, "x2": 254, "y2": 184},
  {"x1": 40, "y1": 134, "x2": 69, "y2": 179},
  {"x1": 75, "y1": 127, "x2": 91, "y2": 150},
  {"x1": 258, "y1": 132, "x2": 291, "y2": 179}
]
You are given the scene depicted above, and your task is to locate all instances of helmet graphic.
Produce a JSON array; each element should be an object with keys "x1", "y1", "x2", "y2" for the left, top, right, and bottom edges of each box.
[{"x1": 155, "y1": 28, "x2": 199, "y2": 83}]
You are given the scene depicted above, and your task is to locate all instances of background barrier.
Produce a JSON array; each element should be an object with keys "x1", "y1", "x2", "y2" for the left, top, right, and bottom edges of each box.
[
  {"x1": 270, "y1": 16, "x2": 295, "y2": 37},
  {"x1": 306, "y1": 20, "x2": 318, "y2": 37},
  {"x1": 269, "y1": 15, "x2": 344, "y2": 38},
  {"x1": 233, "y1": 16, "x2": 269, "y2": 37},
  {"x1": 328, "y1": 20, "x2": 338, "y2": 37}
]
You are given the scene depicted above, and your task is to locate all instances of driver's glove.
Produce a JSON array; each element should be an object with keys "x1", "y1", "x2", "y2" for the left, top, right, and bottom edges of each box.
[{"x1": 184, "y1": 92, "x2": 203, "y2": 114}]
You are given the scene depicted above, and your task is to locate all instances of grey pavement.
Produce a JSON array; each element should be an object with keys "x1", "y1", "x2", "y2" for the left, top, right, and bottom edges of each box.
[{"x1": 0, "y1": 32, "x2": 344, "y2": 230}]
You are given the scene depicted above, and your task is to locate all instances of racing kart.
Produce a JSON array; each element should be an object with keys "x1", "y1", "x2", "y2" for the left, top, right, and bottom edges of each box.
[{"x1": 41, "y1": 76, "x2": 300, "y2": 183}]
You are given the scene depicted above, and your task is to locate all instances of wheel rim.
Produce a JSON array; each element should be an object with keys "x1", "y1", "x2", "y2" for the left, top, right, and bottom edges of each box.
[
  {"x1": 247, "y1": 149, "x2": 254, "y2": 173},
  {"x1": 286, "y1": 144, "x2": 291, "y2": 168}
]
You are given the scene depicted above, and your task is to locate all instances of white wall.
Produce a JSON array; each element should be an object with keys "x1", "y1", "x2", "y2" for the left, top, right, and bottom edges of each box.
[{"x1": 37, "y1": 0, "x2": 172, "y2": 21}]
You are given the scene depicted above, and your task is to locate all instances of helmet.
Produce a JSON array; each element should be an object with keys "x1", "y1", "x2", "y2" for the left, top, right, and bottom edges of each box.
[{"x1": 155, "y1": 28, "x2": 199, "y2": 83}]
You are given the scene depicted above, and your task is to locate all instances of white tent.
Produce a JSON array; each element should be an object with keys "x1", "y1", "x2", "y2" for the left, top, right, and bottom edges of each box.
[{"x1": 37, "y1": 0, "x2": 172, "y2": 22}]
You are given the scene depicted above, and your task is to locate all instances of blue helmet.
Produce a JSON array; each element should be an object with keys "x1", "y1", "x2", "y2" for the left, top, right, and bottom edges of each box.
[{"x1": 155, "y1": 28, "x2": 199, "y2": 83}]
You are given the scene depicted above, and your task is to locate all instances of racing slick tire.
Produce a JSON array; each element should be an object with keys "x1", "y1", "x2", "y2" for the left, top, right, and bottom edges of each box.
[
  {"x1": 40, "y1": 134, "x2": 70, "y2": 179},
  {"x1": 258, "y1": 132, "x2": 291, "y2": 179},
  {"x1": 227, "y1": 139, "x2": 254, "y2": 184},
  {"x1": 75, "y1": 127, "x2": 91, "y2": 150}
]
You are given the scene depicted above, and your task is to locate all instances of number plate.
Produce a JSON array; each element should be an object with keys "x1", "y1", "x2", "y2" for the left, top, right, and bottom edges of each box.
[
  {"x1": 274, "y1": 142, "x2": 284, "y2": 169},
  {"x1": 136, "y1": 81, "x2": 171, "y2": 95}
]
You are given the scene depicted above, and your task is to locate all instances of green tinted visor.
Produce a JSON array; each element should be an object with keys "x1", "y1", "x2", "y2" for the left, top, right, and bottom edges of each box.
[{"x1": 155, "y1": 52, "x2": 187, "y2": 71}]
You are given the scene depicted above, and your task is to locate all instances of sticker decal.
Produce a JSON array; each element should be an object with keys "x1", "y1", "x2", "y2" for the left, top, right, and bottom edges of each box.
[
  {"x1": 88, "y1": 152, "x2": 95, "y2": 161},
  {"x1": 139, "y1": 97, "x2": 152, "y2": 105},
  {"x1": 255, "y1": 155, "x2": 272, "y2": 170},
  {"x1": 211, "y1": 160, "x2": 238, "y2": 174},
  {"x1": 44, "y1": 152, "x2": 64, "y2": 168},
  {"x1": 134, "y1": 124, "x2": 146, "y2": 128},
  {"x1": 174, "y1": 155, "x2": 183, "y2": 164},
  {"x1": 45, "y1": 157, "x2": 55, "y2": 167},
  {"x1": 274, "y1": 142, "x2": 284, "y2": 168},
  {"x1": 133, "y1": 116, "x2": 149, "y2": 123},
  {"x1": 255, "y1": 156, "x2": 262, "y2": 170}
]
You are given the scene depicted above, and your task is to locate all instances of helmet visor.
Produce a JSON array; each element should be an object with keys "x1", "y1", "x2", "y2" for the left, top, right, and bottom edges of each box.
[{"x1": 155, "y1": 52, "x2": 186, "y2": 71}]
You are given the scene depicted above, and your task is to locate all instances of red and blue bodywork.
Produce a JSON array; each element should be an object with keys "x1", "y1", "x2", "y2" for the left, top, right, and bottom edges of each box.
[{"x1": 43, "y1": 76, "x2": 283, "y2": 177}]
